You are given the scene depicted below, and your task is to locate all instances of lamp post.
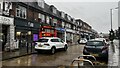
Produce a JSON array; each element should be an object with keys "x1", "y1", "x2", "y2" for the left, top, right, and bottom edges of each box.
[
  {"x1": 110, "y1": 9, "x2": 113, "y2": 30},
  {"x1": 110, "y1": 7, "x2": 118, "y2": 30},
  {"x1": 109, "y1": 7, "x2": 118, "y2": 53}
]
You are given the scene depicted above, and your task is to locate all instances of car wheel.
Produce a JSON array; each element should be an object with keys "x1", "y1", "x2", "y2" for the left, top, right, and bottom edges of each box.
[
  {"x1": 64, "y1": 45, "x2": 68, "y2": 51},
  {"x1": 51, "y1": 47, "x2": 56, "y2": 54}
]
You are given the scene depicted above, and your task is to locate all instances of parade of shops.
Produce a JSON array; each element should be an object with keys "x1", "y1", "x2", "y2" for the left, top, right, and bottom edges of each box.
[{"x1": 0, "y1": 0, "x2": 98, "y2": 60}]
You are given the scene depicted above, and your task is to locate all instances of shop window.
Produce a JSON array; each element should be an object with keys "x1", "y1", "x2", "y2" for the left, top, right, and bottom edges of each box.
[
  {"x1": 16, "y1": 6, "x2": 26, "y2": 19},
  {"x1": 33, "y1": 34, "x2": 38, "y2": 41},
  {"x1": 16, "y1": 32, "x2": 21, "y2": 36}
]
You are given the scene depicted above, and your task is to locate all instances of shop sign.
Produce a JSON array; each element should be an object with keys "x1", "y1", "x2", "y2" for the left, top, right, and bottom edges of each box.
[
  {"x1": 0, "y1": 16, "x2": 14, "y2": 25},
  {"x1": 28, "y1": 22, "x2": 34, "y2": 27},
  {"x1": 55, "y1": 28, "x2": 65, "y2": 31},
  {"x1": 72, "y1": 30, "x2": 76, "y2": 33},
  {"x1": 33, "y1": 34, "x2": 38, "y2": 41},
  {"x1": 66, "y1": 29, "x2": 74, "y2": 33}
]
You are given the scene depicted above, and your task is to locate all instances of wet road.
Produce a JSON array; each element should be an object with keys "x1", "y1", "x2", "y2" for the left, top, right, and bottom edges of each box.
[{"x1": 2, "y1": 44, "x2": 85, "y2": 66}]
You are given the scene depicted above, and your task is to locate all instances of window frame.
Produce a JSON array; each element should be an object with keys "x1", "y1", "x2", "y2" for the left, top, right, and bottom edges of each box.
[
  {"x1": 16, "y1": 5, "x2": 27, "y2": 19},
  {"x1": 51, "y1": 39, "x2": 59, "y2": 42}
]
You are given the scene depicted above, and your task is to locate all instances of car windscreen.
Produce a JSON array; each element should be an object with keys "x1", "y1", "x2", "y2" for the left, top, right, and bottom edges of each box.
[
  {"x1": 38, "y1": 39, "x2": 48, "y2": 42},
  {"x1": 86, "y1": 41, "x2": 104, "y2": 46}
]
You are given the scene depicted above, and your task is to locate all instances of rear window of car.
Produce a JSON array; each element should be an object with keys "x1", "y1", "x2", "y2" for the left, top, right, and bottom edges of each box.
[
  {"x1": 51, "y1": 39, "x2": 59, "y2": 42},
  {"x1": 86, "y1": 41, "x2": 104, "y2": 46},
  {"x1": 38, "y1": 39, "x2": 48, "y2": 42}
]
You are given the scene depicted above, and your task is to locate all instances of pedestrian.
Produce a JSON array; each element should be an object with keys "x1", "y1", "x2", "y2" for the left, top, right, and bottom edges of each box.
[{"x1": 77, "y1": 38, "x2": 80, "y2": 44}]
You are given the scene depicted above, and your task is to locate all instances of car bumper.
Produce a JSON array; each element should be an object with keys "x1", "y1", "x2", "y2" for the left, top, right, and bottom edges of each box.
[
  {"x1": 35, "y1": 47, "x2": 51, "y2": 50},
  {"x1": 83, "y1": 50, "x2": 108, "y2": 58}
]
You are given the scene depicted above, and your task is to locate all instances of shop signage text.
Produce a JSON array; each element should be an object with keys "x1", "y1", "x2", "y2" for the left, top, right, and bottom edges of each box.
[
  {"x1": 66, "y1": 29, "x2": 75, "y2": 33},
  {"x1": 0, "y1": 16, "x2": 13, "y2": 25},
  {"x1": 28, "y1": 22, "x2": 34, "y2": 27},
  {"x1": 55, "y1": 28, "x2": 65, "y2": 31}
]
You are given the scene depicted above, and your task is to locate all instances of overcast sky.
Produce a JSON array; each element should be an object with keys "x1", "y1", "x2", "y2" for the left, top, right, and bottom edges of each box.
[{"x1": 44, "y1": 0, "x2": 119, "y2": 33}]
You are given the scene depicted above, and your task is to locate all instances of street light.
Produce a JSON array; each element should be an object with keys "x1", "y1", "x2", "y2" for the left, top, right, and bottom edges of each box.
[
  {"x1": 109, "y1": 7, "x2": 118, "y2": 40},
  {"x1": 109, "y1": 7, "x2": 118, "y2": 53},
  {"x1": 110, "y1": 7, "x2": 118, "y2": 30}
]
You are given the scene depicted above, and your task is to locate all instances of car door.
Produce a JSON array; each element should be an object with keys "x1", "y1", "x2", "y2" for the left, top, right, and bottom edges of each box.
[
  {"x1": 58, "y1": 39, "x2": 64, "y2": 48},
  {"x1": 50, "y1": 39, "x2": 59, "y2": 49}
]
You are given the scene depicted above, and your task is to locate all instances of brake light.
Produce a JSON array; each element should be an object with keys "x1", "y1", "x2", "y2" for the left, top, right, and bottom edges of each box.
[{"x1": 44, "y1": 44, "x2": 50, "y2": 46}]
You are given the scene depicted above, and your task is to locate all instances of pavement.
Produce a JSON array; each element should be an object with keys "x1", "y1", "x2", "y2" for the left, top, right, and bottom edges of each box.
[
  {"x1": 108, "y1": 39, "x2": 119, "y2": 67},
  {"x1": 0, "y1": 44, "x2": 79, "y2": 61},
  {"x1": 0, "y1": 47, "x2": 36, "y2": 61},
  {"x1": 2, "y1": 44, "x2": 84, "y2": 66}
]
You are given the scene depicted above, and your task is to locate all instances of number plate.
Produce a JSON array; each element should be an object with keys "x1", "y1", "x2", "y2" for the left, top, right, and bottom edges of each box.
[
  {"x1": 90, "y1": 53, "x2": 99, "y2": 57},
  {"x1": 38, "y1": 45, "x2": 43, "y2": 47}
]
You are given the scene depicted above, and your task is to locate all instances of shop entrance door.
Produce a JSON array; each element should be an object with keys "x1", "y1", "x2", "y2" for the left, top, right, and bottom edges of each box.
[
  {"x1": 20, "y1": 32, "x2": 27, "y2": 50},
  {"x1": 20, "y1": 31, "x2": 32, "y2": 53},
  {"x1": 2, "y1": 25, "x2": 9, "y2": 51}
]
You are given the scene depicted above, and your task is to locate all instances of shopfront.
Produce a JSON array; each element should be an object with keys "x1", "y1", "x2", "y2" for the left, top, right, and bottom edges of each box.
[
  {"x1": 15, "y1": 18, "x2": 40, "y2": 53},
  {"x1": 55, "y1": 28, "x2": 65, "y2": 41},
  {"x1": 66, "y1": 28, "x2": 74, "y2": 45},
  {"x1": 73, "y1": 31, "x2": 80, "y2": 45},
  {"x1": 0, "y1": 16, "x2": 14, "y2": 52}
]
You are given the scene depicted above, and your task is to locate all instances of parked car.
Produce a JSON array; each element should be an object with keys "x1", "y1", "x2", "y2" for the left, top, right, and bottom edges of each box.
[
  {"x1": 83, "y1": 39, "x2": 109, "y2": 59},
  {"x1": 35, "y1": 37, "x2": 68, "y2": 54},
  {"x1": 79, "y1": 38, "x2": 87, "y2": 44}
]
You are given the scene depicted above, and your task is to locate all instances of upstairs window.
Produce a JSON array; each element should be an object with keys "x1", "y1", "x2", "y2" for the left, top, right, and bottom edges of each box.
[
  {"x1": 46, "y1": 16, "x2": 50, "y2": 24},
  {"x1": 53, "y1": 9, "x2": 57, "y2": 14},
  {"x1": 61, "y1": 12, "x2": 65, "y2": 18},
  {"x1": 62, "y1": 21, "x2": 65, "y2": 27},
  {"x1": 38, "y1": 13, "x2": 45, "y2": 23},
  {"x1": 67, "y1": 15, "x2": 70, "y2": 21},
  {"x1": 37, "y1": 0, "x2": 45, "y2": 8},
  {"x1": 0, "y1": 3, "x2": 2, "y2": 14},
  {"x1": 16, "y1": 6, "x2": 26, "y2": 19},
  {"x1": 80, "y1": 22, "x2": 82, "y2": 26}
]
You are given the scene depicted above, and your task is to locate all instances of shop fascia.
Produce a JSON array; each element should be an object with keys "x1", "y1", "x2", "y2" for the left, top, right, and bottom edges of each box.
[
  {"x1": 55, "y1": 28, "x2": 65, "y2": 31},
  {"x1": 0, "y1": 16, "x2": 14, "y2": 25},
  {"x1": 66, "y1": 28, "x2": 75, "y2": 33}
]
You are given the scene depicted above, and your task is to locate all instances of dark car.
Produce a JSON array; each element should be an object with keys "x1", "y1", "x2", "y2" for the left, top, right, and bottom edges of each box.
[{"x1": 83, "y1": 39, "x2": 108, "y2": 59}]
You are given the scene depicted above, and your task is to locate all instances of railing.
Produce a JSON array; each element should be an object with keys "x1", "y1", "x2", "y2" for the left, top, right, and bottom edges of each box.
[{"x1": 70, "y1": 55, "x2": 96, "y2": 68}]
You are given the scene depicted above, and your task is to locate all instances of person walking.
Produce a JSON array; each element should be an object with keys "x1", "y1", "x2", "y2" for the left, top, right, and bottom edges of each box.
[{"x1": 77, "y1": 38, "x2": 80, "y2": 44}]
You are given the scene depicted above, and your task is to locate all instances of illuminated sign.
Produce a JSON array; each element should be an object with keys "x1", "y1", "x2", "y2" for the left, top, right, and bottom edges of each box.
[{"x1": 33, "y1": 34, "x2": 38, "y2": 41}]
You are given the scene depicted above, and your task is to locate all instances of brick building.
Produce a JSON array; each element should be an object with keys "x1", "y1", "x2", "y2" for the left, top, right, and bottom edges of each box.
[{"x1": 0, "y1": 0, "x2": 97, "y2": 59}]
